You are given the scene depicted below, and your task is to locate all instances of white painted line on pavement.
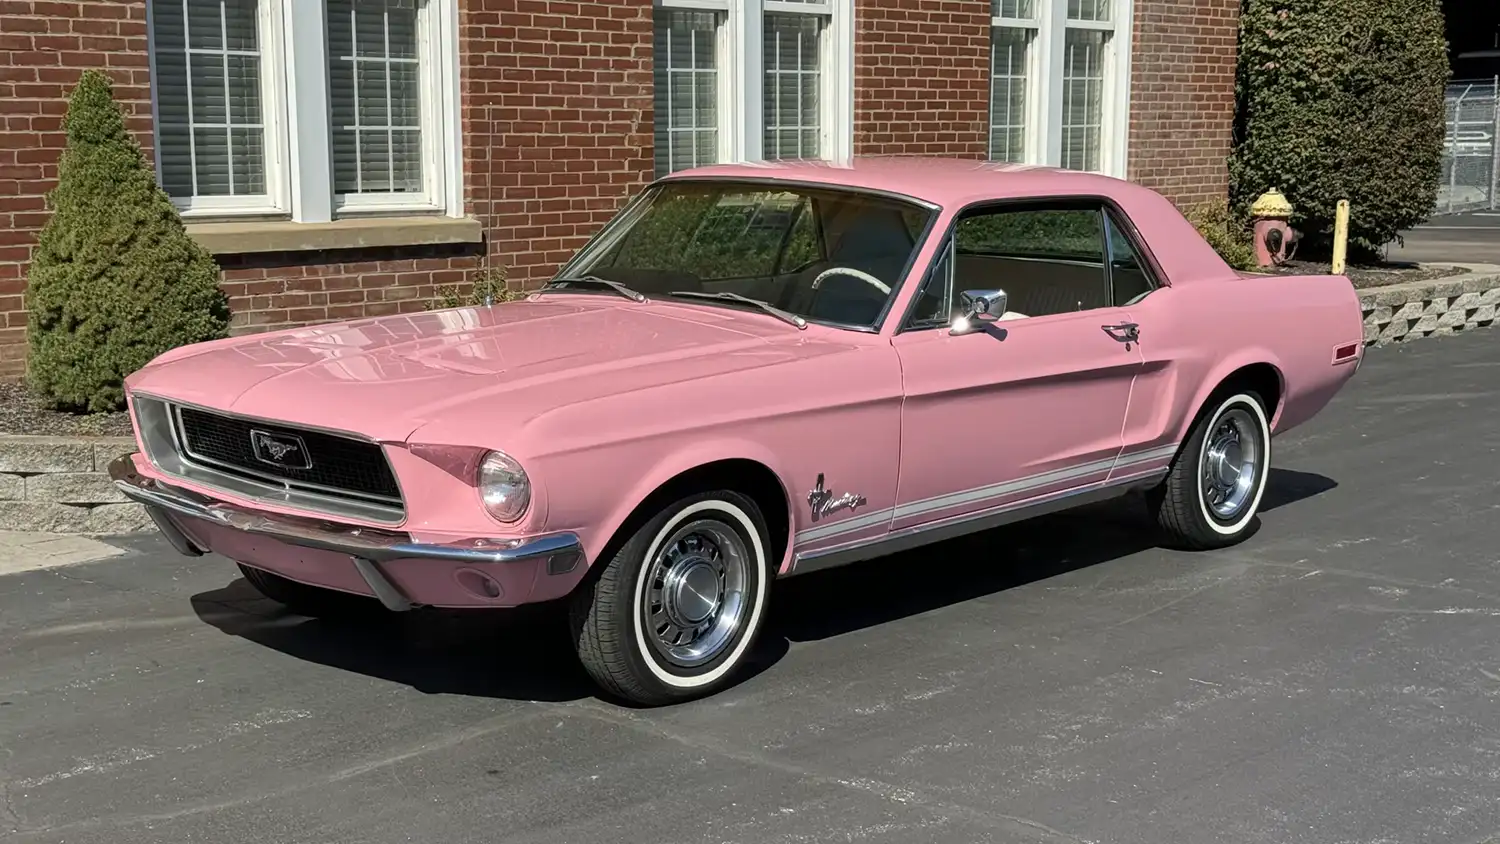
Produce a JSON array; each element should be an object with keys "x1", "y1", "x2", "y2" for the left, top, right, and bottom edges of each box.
[{"x1": 0, "y1": 531, "x2": 126, "y2": 576}]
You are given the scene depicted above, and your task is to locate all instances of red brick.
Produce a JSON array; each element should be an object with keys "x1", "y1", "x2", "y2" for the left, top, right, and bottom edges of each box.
[
  {"x1": 1126, "y1": 0, "x2": 1240, "y2": 206},
  {"x1": 0, "y1": 0, "x2": 1235, "y2": 380}
]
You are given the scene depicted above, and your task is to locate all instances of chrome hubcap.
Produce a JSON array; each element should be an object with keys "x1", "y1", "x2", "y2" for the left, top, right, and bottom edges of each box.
[
  {"x1": 662, "y1": 560, "x2": 721, "y2": 626},
  {"x1": 644, "y1": 520, "x2": 749, "y2": 668},
  {"x1": 1201, "y1": 407, "x2": 1260, "y2": 520}
]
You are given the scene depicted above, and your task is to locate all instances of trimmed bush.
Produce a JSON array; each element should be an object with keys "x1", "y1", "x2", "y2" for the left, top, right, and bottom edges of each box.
[
  {"x1": 1184, "y1": 200, "x2": 1257, "y2": 271},
  {"x1": 1229, "y1": 0, "x2": 1449, "y2": 255},
  {"x1": 26, "y1": 70, "x2": 230, "y2": 413}
]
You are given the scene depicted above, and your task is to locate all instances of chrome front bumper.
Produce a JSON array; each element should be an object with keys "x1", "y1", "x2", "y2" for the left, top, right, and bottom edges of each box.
[{"x1": 108, "y1": 453, "x2": 585, "y2": 611}]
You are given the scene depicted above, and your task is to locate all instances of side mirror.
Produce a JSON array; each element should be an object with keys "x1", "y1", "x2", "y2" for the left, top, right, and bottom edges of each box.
[{"x1": 949, "y1": 289, "x2": 1008, "y2": 335}]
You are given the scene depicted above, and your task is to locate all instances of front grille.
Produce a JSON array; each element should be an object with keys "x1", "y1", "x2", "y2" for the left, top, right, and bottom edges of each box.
[{"x1": 173, "y1": 406, "x2": 401, "y2": 504}]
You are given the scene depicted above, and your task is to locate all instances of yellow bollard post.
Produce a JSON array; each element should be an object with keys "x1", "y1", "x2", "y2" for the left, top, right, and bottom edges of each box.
[{"x1": 1331, "y1": 199, "x2": 1350, "y2": 275}]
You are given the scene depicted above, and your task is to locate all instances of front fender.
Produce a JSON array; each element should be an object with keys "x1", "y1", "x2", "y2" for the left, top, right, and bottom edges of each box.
[{"x1": 591, "y1": 438, "x2": 798, "y2": 575}]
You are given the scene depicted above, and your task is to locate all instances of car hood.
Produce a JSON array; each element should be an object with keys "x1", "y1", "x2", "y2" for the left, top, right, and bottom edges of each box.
[{"x1": 126, "y1": 294, "x2": 858, "y2": 443}]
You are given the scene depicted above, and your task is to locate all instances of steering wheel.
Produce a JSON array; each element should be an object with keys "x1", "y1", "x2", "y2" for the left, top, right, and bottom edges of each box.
[{"x1": 811, "y1": 267, "x2": 891, "y2": 295}]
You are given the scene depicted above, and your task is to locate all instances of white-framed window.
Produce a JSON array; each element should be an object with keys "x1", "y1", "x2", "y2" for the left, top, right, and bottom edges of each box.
[
  {"x1": 988, "y1": 0, "x2": 1132, "y2": 177},
  {"x1": 147, "y1": 0, "x2": 462, "y2": 222},
  {"x1": 652, "y1": 0, "x2": 854, "y2": 178}
]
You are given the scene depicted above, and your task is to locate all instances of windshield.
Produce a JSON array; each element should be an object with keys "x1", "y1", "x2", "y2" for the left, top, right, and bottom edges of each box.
[{"x1": 554, "y1": 180, "x2": 937, "y2": 329}]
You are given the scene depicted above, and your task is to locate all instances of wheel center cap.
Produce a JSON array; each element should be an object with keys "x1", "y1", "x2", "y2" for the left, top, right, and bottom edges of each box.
[
  {"x1": 1217, "y1": 442, "x2": 1243, "y2": 485},
  {"x1": 664, "y1": 560, "x2": 720, "y2": 627}
]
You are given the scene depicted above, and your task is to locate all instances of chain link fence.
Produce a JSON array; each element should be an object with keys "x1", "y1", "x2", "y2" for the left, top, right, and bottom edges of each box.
[{"x1": 1438, "y1": 79, "x2": 1500, "y2": 214}]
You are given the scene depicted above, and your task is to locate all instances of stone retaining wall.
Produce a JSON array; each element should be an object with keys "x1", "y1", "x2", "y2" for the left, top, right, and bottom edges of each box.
[
  {"x1": 0, "y1": 436, "x2": 150, "y2": 534},
  {"x1": 1359, "y1": 266, "x2": 1500, "y2": 345}
]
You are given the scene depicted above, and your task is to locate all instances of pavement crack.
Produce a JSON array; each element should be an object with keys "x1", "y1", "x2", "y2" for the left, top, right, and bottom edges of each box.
[
  {"x1": 1216, "y1": 554, "x2": 1500, "y2": 603},
  {"x1": 1341, "y1": 605, "x2": 1500, "y2": 618},
  {"x1": 1104, "y1": 577, "x2": 1236, "y2": 629},
  {"x1": 0, "y1": 775, "x2": 21, "y2": 835},
  {"x1": 562, "y1": 701, "x2": 1091, "y2": 844}
]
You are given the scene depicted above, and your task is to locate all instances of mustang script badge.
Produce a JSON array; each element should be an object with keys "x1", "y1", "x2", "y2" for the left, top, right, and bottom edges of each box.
[
  {"x1": 807, "y1": 473, "x2": 867, "y2": 523},
  {"x1": 250, "y1": 429, "x2": 312, "y2": 470}
]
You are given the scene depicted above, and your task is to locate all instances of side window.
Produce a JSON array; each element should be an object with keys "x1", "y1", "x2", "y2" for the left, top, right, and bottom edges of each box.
[
  {"x1": 951, "y1": 205, "x2": 1110, "y2": 318},
  {"x1": 1105, "y1": 212, "x2": 1156, "y2": 306}
]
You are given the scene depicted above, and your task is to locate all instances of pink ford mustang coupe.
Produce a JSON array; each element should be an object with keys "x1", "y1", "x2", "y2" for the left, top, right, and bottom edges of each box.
[{"x1": 111, "y1": 158, "x2": 1364, "y2": 705}]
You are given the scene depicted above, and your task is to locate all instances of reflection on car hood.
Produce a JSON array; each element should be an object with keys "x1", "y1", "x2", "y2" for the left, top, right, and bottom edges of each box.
[{"x1": 126, "y1": 294, "x2": 857, "y2": 442}]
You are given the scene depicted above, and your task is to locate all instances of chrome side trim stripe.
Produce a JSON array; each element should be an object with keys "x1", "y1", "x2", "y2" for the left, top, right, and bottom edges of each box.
[
  {"x1": 793, "y1": 443, "x2": 1180, "y2": 545},
  {"x1": 786, "y1": 465, "x2": 1170, "y2": 577},
  {"x1": 893, "y1": 454, "x2": 1115, "y2": 521},
  {"x1": 796, "y1": 507, "x2": 898, "y2": 543}
]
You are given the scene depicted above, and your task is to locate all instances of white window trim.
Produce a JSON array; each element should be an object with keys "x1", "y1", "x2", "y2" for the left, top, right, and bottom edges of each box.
[
  {"x1": 146, "y1": 0, "x2": 292, "y2": 217},
  {"x1": 989, "y1": 13, "x2": 1044, "y2": 166},
  {"x1": 989, "y1": 0, "x2": 1132, "y2": 179},
  {"x1": 657, "y1": 0, "x2": 853, "y2": 170},
  {"x1": 325, "y1": 0, "x2": 454, "y2": 215},
  {"x1": 146, "y1": 0, "x2": 463, "y2": 223}
]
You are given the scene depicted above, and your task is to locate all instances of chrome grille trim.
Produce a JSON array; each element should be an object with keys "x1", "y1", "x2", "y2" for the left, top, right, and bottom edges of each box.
[
  {"x1": 168, "y1": 405, "x2": 403, "y2": 507},
  {"x1": 129, "y1": 393, "x2": 407, "y2": 525}
]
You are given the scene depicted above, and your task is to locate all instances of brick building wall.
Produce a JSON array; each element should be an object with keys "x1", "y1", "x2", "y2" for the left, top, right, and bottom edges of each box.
[
  {"x1": 0, "y1": 0, "x2": 657, "y2": 380},
  {"x1": 218, "y1": 0, "x2": 658, "y2": 337},
  {"x1": 1126, "y1": 0, "x2": 1241, "y2": 208},
  {"x1": 0, "y1": 0, "x2": 154, "y2": 379},
  {"x1": 0, "y1": 0, "x2": 1240, "y2": 382},
  {"x1": 464, "y1": 0, "x2": 655, "y2": 288},
  {"x1": 853, "y1": 0, "x2": 990, "y2": 157}
]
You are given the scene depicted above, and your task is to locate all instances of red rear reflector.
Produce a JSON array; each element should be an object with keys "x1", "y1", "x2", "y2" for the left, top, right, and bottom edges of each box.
[{"x1": 1334, "y1": 343, "x2": 1359, "y2": 362}]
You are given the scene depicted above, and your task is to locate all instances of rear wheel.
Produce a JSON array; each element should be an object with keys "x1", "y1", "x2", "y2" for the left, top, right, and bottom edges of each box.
[
  {"x1": 1149, "y1": 390, "x2": 1272, "y2": 550},
  {"x1": 569, "y1": 490, "x2": 772, "y2": 706},
  {"x1": 236, "y1": 563, "x2": 382, "y2": 619}
]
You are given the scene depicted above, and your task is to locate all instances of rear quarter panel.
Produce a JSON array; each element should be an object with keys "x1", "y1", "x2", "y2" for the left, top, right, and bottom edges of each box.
[{"x1": 1122, "y1": 271, "x2": 1365, "y2": 454}]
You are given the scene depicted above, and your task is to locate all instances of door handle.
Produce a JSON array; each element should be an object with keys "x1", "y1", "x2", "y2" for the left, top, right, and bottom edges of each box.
[{"x1": 1101, "y1": 322, "x2": 1140, "y2": 348}]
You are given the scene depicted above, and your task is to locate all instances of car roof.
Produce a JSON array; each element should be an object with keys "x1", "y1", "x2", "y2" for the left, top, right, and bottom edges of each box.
[
  {"x1": 657, "y1": 157, "x2": 1234, "y2": 286},
  {"x1": 657, "y1": 157, "x2": 1150, "y2": 209}
]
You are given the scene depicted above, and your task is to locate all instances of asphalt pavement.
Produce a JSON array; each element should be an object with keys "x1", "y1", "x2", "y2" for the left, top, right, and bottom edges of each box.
[
  {"x1": 4, "y1": 330, "x2": 1500, "y2": 844},
  {"x1": 1391, "y1": 211, "x2": 1500, "y2": 264}
]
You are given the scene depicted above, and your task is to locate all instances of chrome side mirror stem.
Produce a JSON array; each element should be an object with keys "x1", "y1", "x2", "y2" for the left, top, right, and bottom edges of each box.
[{"x1": 949, "y1": 288, "x2": 1008, "y2": 336}]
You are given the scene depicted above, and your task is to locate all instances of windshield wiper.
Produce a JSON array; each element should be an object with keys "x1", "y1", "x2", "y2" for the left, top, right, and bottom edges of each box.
[
  {"x1": 543, "y1": 275, "x2": 647, "y2": 302},
  {"x1": 667, "y1": 291, "x2": 808, "y2": 330}
]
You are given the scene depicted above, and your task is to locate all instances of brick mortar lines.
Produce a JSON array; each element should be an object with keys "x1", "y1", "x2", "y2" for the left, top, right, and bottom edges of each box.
[{"x1": 4, "y1": 0, "x2": 1245, "y2": 379}]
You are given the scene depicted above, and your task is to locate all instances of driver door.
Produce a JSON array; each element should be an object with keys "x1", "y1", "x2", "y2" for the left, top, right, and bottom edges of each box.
[{"x1": 890, "y1": 201, "x2": 1146, "y2": 533}]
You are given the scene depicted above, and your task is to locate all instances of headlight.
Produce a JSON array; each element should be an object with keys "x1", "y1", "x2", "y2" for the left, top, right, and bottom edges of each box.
[{"x1": 478, "y1": 450, "x2": 530, "y2": 523}]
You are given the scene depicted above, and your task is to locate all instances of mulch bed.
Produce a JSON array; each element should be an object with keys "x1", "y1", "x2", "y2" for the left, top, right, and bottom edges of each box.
[
  {"x1": 0, "y1": 382, "x2": 135, "y2": 438},
  {"x1": 1261, "y1": 258, "x2": 1461, "y2": 290}
]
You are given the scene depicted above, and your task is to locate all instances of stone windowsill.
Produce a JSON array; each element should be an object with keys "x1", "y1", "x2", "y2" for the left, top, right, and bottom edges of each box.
[{"x1": 183, "y1": 215, "x2": 485, "y2": 256}]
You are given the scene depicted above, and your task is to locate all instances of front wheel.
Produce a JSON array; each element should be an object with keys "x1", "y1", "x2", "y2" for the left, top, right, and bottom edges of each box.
[
  {"x1": 1148, "y1": 390, "x2": 1272, "y2": 550},
  {"x1": 568, "y1": 490, "x2": 772, "y2": 706}
]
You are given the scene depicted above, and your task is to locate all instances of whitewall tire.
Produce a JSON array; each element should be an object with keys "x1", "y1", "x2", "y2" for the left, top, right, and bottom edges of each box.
[
  {"x1": 569, "y1": 490, "x2": 772, "y2": 705},
  {"x1": 1149, "y1": 391, "x2": 1272, "y2": 550}
]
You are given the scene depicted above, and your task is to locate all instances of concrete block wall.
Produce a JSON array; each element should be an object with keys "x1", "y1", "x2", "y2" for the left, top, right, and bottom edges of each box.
[
  {"x1": 1358, "y1": 269, "x2": 1500, "y2": 345},
  {"x1": 0, "y1": 436, "x2": 149, "y2": 533}
]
